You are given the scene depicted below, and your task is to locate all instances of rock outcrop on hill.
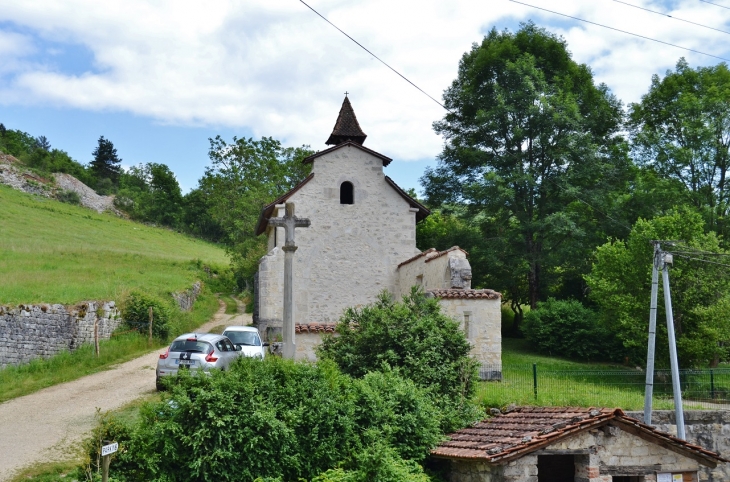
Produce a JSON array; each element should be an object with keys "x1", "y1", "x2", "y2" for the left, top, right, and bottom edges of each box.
[{"x1": 0, "y1": 152, "x2": 121, "y2": 215}]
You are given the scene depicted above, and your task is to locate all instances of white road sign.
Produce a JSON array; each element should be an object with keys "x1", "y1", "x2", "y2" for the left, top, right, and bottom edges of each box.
[{"x1": 101, "y1": 442, "x2": 118, "y2": 456}]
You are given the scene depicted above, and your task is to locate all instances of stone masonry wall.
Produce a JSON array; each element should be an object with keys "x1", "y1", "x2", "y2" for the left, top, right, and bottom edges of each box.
[
  {"x1": 172, "y1": 281, "x2": 202, "y2": 312},
  {"x1": 396, "y1": 249, "x2": 464, "y2": 298},
  {"x1": 438, "y1": 297, "x2": 502, "y2": 378},
  {"x1": 0, "y1": 301, "x2": 120, "y2": 368},
  {"x1": 627, "y1": 410, "x2": 730, "y2": 482},
  {"x1": 260, "y1": 144, "x2": 421, "y2": 327}
]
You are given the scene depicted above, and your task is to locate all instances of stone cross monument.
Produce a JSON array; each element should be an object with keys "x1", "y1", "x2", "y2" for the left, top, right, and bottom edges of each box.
[{"x1": 268, "y1": 202, "x2": 310, "y2": 359}]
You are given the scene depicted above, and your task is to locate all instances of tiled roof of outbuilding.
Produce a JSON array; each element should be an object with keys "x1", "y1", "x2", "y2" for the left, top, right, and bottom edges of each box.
[
  {"x1": 431, "y1": 406, "x2": 728, "y2": 467},
  {"x1": 325, "y1": 96, "x2": 367, "y2": 146},
  {"x1": 295, "y1": 323, "x2": 337, "y2": 334},
  {"x1": 427, "y1": 289, "x2": 501, "y2": 300}
]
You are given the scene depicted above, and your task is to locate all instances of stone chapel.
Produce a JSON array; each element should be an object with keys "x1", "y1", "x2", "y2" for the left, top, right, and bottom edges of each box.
[{"x1": 253, "y1": 96, "x2": 502, "y2": 379}]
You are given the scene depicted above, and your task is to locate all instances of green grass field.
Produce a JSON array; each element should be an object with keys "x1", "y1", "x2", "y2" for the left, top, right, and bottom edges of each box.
[
  {"x1": 0, "y1": 185, "x2": 228, "y2": 304},
  {"x1": 478, "y1": 339, "x2": 695, "y2": 410}
]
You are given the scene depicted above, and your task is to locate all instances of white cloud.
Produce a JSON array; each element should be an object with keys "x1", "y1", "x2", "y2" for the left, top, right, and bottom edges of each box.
[{"x1": 0, "y1": 0, "x2": 729, "y2": 161}]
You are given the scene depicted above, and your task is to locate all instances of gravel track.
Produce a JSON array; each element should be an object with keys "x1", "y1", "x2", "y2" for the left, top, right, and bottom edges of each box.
[{"x1": 0, "y1": 303, "x2": 252, "y2": 481}]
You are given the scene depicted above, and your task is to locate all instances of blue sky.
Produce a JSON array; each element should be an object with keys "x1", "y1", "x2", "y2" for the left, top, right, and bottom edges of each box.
[{"x1": 1, "y1": 0, "x2": 729, "y2": 194}]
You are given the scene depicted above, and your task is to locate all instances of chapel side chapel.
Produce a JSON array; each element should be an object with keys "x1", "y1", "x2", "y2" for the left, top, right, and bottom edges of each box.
[{"x1": 253, "y1": 96, "x2": 501, "y2": 378}]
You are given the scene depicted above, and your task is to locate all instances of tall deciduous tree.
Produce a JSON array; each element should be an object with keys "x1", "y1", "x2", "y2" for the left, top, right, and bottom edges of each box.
[
  {"x1": 199, "y1": 136, "x2": 312, "y2": 288},
  {"x1": 90, "y1": 136, "x2": 122, "y2": 189},
  {"x1": 586, "y1": 208, "x2": 730, "y2": 367},
  {"x1": 422, "y1": 23, "x2": 628, "y2": 331},
  {"x1": 629, "y1": 59, "x2": 730, "y2": 241}
]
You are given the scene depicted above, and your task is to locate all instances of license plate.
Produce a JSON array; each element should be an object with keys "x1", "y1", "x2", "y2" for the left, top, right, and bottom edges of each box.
[{"x1": 177, "y1": 359, "x2": 193, "y2": 366}]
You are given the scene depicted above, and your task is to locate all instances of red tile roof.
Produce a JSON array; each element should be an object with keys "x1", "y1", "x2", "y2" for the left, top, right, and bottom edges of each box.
[
  {"x1": 397, "y1": 248, "x2": 438, "y2": 268},
  {"x1": 431, "y1": 406, "x2": 727, "y2": 467},
  {"x1": 424, "y1": 246, "x2": 469, "y2": 263},
  {"x1": 295, "y1": 323, "x2": 337, "y2": 334},
  {"x1": 325, "y1": 96, "x2": 367, "y2": 146},
  {"x1": 427, "y1": 289, "x2": 501, "y2": 300}
]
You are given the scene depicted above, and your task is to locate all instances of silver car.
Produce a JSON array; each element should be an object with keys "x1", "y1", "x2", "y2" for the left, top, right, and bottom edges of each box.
[
  {"x1": 222, "y1": 326, "x2": 268, "y2": 359},
  {"x1": 156, "y1": 333, "x2": 242, "y2": 390}
]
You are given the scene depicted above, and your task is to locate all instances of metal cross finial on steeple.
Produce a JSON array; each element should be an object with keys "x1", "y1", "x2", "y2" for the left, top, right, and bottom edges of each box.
[{"x1": 344, "y1": 91, "x2": 349, "y2": 96}]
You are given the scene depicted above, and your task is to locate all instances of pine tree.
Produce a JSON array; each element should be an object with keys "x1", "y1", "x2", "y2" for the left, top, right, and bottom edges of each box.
[{"x1": 90, "y1": 136, "x2": 122, "y2": 188}]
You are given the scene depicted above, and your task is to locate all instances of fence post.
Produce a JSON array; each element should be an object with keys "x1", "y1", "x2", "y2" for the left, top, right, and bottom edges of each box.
[
  {"x1": 533, "y1": 363, "x2": 538, "y2": 401},
  {"x1": 148, "y1": 307, "x2": 153, "y2": 345},
  {"x1": 711, "y1": 370, "x2": 715, "y2": 400},
  {"x1": 94, "y1": 317, "x2": 99, "y2": 358}
]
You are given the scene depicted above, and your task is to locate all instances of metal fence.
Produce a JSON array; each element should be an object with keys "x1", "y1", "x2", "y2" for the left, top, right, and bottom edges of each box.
[{"x1": 476, "y1": 364, "x2": 730, "y2": 410}]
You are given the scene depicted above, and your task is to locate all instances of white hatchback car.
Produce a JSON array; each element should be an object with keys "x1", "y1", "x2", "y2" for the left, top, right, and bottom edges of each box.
[
  {"x1": 222, "y1": 326, "x2": 268, "y2": 359},
  {"x1": 156, "y1": 333, "x2": 242, "y2": 390}
]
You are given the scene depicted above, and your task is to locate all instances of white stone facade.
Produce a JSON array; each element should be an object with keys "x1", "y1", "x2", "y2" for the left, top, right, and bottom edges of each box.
[
  {"x1": 255, "y1": 123, "x2": 502, "y2": 370},
  {"x1": 257, "y1": 144, "x2": 421, "y2": 332}
]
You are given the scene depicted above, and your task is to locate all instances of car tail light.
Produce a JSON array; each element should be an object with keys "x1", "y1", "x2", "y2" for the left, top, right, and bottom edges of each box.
[
  {"x1": 159, "y1": 347, "x2": 170, "y2": 359},
  {"x1": 205, "y1": 348, "x2": 218, "y2": 363}
]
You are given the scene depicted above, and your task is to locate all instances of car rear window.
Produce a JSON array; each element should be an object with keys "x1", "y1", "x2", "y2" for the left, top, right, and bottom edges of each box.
[
  {"x1": 170, "y1": 340, "x2": 210, "y2": 353},
  {"x1": 224, "y1": 331, "x2": 261, "y2": 346}
]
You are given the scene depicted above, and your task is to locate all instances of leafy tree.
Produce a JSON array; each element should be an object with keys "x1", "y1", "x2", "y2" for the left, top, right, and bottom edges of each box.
[
  {"x1": 317, "y1": 288, "x2": 481, "y2": 432},
  {"x1": 585, "y1": 208, "x2": 730, "y2": 366},
  {"x1": 629, "y1": 59, "x2": 730, "y2": 240},
  {"x1": 90, "y1": 135, "x2": 122, "y2": 190},
  {"x1": 522, "y1": 298, "x2": 617, "y2": 361},
  {"x1": 116, "y1": 163, "x2": 184, "y2": 228},
  {"x1": 199, "y1": 136, "x2": 312, "y2": 289},
  {"x1": 422, "y1": 23, "x2": 629, "y2": 333},
  {"x1": 181, "y1": 187, "x2": 226, "y2": 241}
]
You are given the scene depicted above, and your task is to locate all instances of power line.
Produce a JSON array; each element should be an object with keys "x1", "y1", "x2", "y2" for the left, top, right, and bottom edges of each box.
[
  {"x1": 297, "y1": 0, "x2": 446, "y2": 110},
  {"x1": 670, "y1": 252, "x2": 730, "y2": 268},
  {"x1": 613, "y1": 0, "x2": 730, "y2": 36},
  {"x1": 509, "y1": 0, "x2": 730, "y2": 62},
  {"x1": 700, "y1": 0, "x2": 730, "y2": 10}
]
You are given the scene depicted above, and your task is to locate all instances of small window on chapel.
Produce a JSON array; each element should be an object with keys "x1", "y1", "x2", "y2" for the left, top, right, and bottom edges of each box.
[{"x1": 340, "y1": 181, "x2": 354, "y2": 204}]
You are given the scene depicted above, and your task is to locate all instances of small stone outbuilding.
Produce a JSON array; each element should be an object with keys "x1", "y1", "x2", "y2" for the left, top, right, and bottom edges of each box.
[
  {"x1": 431, "y1": 406, "x2": 727, "y2": 482},
  {"x1": 254, "y1": 96, "x2": 502, "y2": 376}
]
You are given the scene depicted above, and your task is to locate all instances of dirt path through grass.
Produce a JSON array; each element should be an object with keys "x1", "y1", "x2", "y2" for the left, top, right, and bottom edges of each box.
[{"x1": 0, "y1": 302, "x2": 253, "y2": 482}]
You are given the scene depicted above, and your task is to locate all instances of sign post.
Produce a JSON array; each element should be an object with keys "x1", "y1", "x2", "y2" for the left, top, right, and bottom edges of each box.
[{"x1": 101, "y1": 441, "x2": 118, "y2": 482}]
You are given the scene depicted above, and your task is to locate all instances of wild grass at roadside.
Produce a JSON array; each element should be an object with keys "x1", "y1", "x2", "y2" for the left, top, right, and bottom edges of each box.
[{"x1": 0, "y1": 293, "x2": 220, "y2": 403}]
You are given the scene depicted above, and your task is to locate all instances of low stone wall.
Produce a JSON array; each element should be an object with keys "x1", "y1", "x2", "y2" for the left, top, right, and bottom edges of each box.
[
  {"x1": 0, "y1": 301, "x2": 121, "y2": 368},
  {"x1": 627, "y1": 410, "x2": 730, "y2": 481}
]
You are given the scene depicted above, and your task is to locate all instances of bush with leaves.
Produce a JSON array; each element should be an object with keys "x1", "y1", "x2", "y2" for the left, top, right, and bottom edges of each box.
[
  {"x1": 522, "y1": 298, "x2": 617, "y2": 360},
  {"x1": 121, "y1": 291, "x2": 172, "y2": 339},
  {"x1": 317, "y1": 288, "x2": 481, "y2": 432},
  {"x1": 90, "y1": 356, "x2": 443, "y2": 482}
]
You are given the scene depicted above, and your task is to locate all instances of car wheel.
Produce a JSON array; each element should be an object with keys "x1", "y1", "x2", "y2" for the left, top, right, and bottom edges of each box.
[{"x1": 156, "y1": 377, "x2": 164, "y2": 392}]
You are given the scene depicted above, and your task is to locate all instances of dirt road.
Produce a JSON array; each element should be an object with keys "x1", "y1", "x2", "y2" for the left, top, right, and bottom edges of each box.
[{"x1": 0, "y1": 304, "x2": 252, "y2": 482}]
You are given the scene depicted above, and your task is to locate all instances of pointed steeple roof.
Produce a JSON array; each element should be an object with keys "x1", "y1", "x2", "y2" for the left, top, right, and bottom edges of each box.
[{"x1": 325, "y1": 95, "x2": 367, "y2": 146}]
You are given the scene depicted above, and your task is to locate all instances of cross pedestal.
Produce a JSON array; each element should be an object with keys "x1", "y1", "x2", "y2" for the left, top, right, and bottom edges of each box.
[{"x1": 268, "y1": 202, "x2": 310, "y2": 359}]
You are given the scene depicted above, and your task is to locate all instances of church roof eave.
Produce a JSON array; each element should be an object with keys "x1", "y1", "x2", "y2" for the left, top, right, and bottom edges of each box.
[
  {"x1": 254, "y1": 173, "x2": 315, "y2": 236},
  {"x1": 302, "y1": 141, "x2": 393, "y2": 167},
  {"x1": 384, "y1": 176, "x2": 431, "y2": 222}
]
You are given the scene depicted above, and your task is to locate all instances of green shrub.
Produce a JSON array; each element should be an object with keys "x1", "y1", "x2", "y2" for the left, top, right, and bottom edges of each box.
[
  {"x1": 93, "y1": 357, "x2": 444, "y2": 482},
  {"x1": 121, "y1": 291, "x2": 172, "y2": 339},
  {"x1": 317, "y1": 288, "x2": 481, "y2": 432},
  {"x1": 55, "y1": 189, "x2": 81, "y2": 205},
  {"x1": 353, "y1": 369, "x2": 442, "y2": 462},
  {"x1": 522, "y1": 298, "x2": 616, "y2": 360}
]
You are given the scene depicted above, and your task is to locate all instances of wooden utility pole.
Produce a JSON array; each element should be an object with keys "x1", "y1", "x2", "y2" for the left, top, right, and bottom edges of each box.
[{"x1": 148, "y1": 307, "x2": 153, "y2": 345}]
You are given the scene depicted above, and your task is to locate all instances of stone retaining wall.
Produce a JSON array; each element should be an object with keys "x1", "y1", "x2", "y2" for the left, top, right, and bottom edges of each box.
[
  {"x1": 172, "y1": 281, "x2": 202, "y2": 312},
  {"x1": 0, "y1": 301, "x2": 120, "y2": 368},
  {"x1": 627, "y1": 410, "x2": 730, "y2": 481}
]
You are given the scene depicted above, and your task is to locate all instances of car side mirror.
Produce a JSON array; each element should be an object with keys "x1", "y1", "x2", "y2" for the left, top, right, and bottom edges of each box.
[
  {"x1": 263, "y1": 342, "x2": 270, "y2": 347},
  {"x1": 236, "y1": 345, "x2": 243, "y2": 351}
]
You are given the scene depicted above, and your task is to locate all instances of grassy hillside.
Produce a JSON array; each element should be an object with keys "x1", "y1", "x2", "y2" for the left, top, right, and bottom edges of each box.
[{"x1": 0, "y1": 184, "x2": 228, "y2": 304}]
